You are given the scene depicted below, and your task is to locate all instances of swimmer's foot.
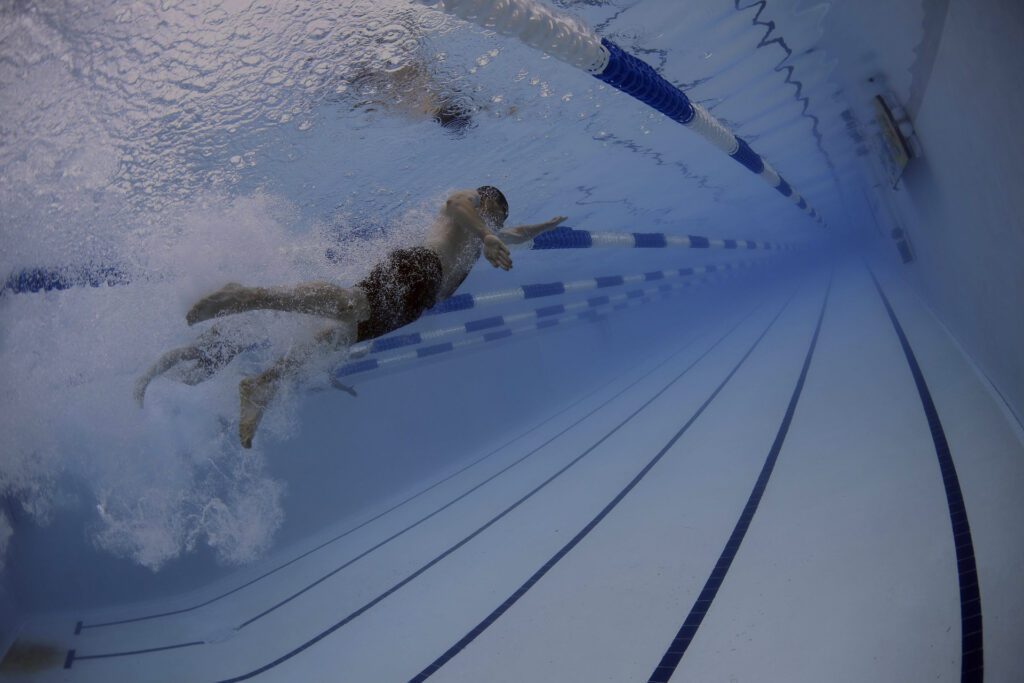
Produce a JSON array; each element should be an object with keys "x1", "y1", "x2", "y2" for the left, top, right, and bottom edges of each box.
[
  {"x1": 238, "y1": 374, "x2": 276, "y2": 449},
  {"x1": 187, "y1": 283, "x2": 251, "y2": 326},
  {"x1": 133, "y1": 375, "x2": 151, "y2": 408},
  {"x1": 329, "y1": 376, "x2": 358, "y2": 397}
]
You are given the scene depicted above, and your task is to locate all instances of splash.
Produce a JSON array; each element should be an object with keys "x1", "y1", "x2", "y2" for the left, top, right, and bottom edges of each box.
[
  {"x1": 0, "y1": 195, "x2": 313, "y2": 571},
  {"x1": 0, "y1": 176, "x2": 450, "y2": 572},
  {"x1": 0, "y1": 0, "x2": 466, "y2": 572},
  {"x1": 0, "y1": 0, "x2": 451, "y2": 266},
  {"x1": 0, "y1": 0, "x2": 857, "y2": 577}
]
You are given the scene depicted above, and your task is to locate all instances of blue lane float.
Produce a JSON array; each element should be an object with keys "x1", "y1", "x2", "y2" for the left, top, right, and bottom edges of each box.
[
  {"x1": 346, "y1": 275, "x2": 714, "y2": 363},
  {"x1": 335, "y1": 253, "x2": 787, "y2": 379},
  {"x1": 414, "y1": 0, "x2": 824, "y2": 224},
  {"x1": 592, "y1": 39, "x2": 823, "y2": 222},
  {"x1": 1, "y1": 265, "x2": 130, "y2": 296},
  {"x1": 423, "y1": 255, "x2": 774, "y2": 317},
  {"x1": 2, "y1": 229, "x2": 787, "y2": 297},
  {"x1": 522, "y1": 227, "x2": 792, "y2": 251},
  {"x1": 335, "y1": 286, "x2": 670, "y2": 380}
]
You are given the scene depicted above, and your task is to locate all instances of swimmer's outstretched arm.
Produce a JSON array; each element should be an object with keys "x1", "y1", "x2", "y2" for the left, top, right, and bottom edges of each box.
[
  {"x1": 446, "y1": 192, "x2": 513, "y2": 270},
  {"x1": 497, "y1": 215, "x2": 568, "y2": 245}
]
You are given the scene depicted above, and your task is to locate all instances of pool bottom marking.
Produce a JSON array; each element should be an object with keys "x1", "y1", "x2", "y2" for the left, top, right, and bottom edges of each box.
[
  {"x1": 65, "y1": 296, "x2": 761, "y2": 677},
  {"x1": 234, "y1": 304, "x2": 669, "y2": 630},
  {"x1": 216, "y1": 293, "x2": 778, "y2": 682},
  {"x1": 648, "y1": 274, "x2": 831, "y2": 682},
  {"x1": 64, "y1": 641, "x2": 204, "y2": 670},
  {"x1": 74, "y1": 358, "x2": 654, "y2": 634},
  {"x1": 869, "y1": 270, "x2": 983, "y2": 683},
  {"x1": 233, "y1": 299, "x2": 690, "y2": 633},
  {"x1": 410, "y1": 286, "x2": 803, "y2": 681}
]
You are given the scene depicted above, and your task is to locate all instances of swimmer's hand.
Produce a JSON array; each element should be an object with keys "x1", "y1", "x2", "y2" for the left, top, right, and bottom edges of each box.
[{"x1": 483, "y1": 234, "x2": 513, "y2": 270}]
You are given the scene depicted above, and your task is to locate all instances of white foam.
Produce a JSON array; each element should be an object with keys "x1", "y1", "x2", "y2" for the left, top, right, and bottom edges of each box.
[{"x1": 0, "y1": 187, "x2": 368, "y2": 570}]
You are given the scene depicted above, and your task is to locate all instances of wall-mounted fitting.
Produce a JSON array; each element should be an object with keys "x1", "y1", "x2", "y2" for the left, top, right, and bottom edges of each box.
[{"x1": 872, "y1": 91, "x2": 922, "y2": 187}]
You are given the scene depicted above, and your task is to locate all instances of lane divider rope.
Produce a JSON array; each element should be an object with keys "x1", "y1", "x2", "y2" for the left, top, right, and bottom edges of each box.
[
  {"x1": 346, "y1": 274, "x2": 724, "y2": 361},
  {"x1": 413, "y1": 0, "x2": 825, "y2": 223},
  {"x1": 423, "y1": 254, "x2": 777, "y2": 317},
  {"x1": 336, "y1": 282, "x2": 687, "y2": 380},
  {"x1": 513, "y1": 226, "x2": 796, "y2": 251}
]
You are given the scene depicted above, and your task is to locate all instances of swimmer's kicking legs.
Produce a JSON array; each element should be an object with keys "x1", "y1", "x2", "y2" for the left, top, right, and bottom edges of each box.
[
  {"x1": 134, "y1": 326, "x2": 246, "y2": 407},
  {"x1": 187, "y1": 283, "x2": 370, "y2": 448},
  {"x1": 134, "y1": 322, "x2": 356, "y2": 409},
  {"x1": 236, "y1": 322, "x2": 357, "y2": 448}
]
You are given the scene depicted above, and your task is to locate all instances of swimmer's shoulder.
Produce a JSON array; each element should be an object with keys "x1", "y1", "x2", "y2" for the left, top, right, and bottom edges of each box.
[{"x1": 443, "y1": 188, "x2": 480, "y2": 213}]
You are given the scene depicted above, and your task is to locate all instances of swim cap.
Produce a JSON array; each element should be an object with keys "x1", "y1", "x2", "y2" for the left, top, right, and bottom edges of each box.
[{"x1": 476, "y1": 185, "x2": 508, "y2": 220}]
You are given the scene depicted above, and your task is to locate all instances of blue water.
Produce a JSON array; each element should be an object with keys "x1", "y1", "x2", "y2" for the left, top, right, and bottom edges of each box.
[{"x1": 2, "y1": 0, "x2": 975, "y2": 674}]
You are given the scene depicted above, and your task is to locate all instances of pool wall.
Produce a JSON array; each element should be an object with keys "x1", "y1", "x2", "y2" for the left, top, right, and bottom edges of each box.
[{"x1": 823, "y1": 0, "x2": 1024, "y2": 423}]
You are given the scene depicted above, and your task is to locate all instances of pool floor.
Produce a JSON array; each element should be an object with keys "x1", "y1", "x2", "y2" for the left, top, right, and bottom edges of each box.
[{"x1": 7, "y1": 260, "x2": 1023, "y2": 682}]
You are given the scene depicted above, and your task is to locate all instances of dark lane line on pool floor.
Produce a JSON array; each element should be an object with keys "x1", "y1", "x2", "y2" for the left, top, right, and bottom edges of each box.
[
  {"x1": 64, "y1": 296, "x2": 765, "y2": 673},
  {"x1": 213, "y1": 291, "x2": 789, "y2": 683},
  {"x1": 232, "y1": 329, "x2": 715, "y2": 631},
  {"x1": 409, "y1": 284, "x2": 810, "y2": 682},
  {"x1": 869, "y1": 270, "x2": 983, "y2": 683},
  {"x1": 63, "y1": 641, "x2": 204, "y2": 671},
  {"x1": 646, "y1": 273, "x2": 831, "y2": 683},
  {"x1": 76, "y1": 363, "x2": 625, "y2": 634}
]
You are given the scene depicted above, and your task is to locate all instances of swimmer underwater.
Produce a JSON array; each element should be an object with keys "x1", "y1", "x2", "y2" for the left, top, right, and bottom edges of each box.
[{"x1": 136, "y1": 187, "x2": 567, "y2": 449}]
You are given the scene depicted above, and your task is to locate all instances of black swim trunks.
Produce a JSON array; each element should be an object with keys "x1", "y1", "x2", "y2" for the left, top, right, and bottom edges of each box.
[{"x1": 355, "y1": 246, "x2": 444, "y2": 342}]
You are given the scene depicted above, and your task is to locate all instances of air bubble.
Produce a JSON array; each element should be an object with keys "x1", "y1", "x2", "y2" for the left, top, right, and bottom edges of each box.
[
  {"x1": 307, "y1": 19, "x2": 332, "y2": 40},
  {"x1": 377, "y1": 24, "x2": 408, "y2": 44}
]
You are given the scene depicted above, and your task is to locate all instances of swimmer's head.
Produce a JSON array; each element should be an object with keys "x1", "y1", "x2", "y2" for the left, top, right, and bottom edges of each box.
[
  {"x1": 476, "y1": 185, "x2": 508, "y2": 228},
  {"x1": 434, "y1": 101, "x2": 473, "y2": 135}
]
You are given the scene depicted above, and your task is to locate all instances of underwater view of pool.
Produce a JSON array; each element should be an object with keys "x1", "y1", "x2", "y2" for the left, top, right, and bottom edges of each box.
[{"x1": 1, "y1": 0, "x2": 1021, "y2": 680}]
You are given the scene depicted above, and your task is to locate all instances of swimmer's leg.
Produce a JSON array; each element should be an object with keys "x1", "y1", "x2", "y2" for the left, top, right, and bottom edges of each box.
[
  {"x1": 135, "y1": 347, "x2": 196, "y2": 407},
  {"x1": 187, "y1": 282, "x2": 368, "y2": 325},
  {"x1": 134, "y1": 326, "x2": 244, "y2": 406},
  {"x1": 238, "y1": 322, "x2": 356, "y2": 449}
]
